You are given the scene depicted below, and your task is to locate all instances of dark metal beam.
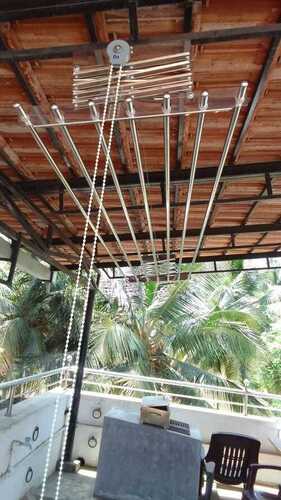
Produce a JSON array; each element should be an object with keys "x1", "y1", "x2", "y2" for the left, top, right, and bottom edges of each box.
[
  {"x1": 84, "y1": 11, "x2": 98, "y2": 42},
  {"x1": 128, "y1": 0, "x2": 139, "y2": 42},
  {"x1": 14, "y1": 161, "x2": 281, "y2": 195},
  {"x1": 0, "y1": 234, "x2": 22, "y2": 288},
  {"x1": 63, "y1": 284, "x2": 98, "y2": 465},
  {"x1": 265, "y1": 172, "x2": 273, "y2": 196},
  {"x1": 0, "y1": 154, "x2": 91, "y2": 269},
  {"x1": 233, "y1": 36, "x2": 281, "y2": 162},
  {"x1": 0, "y1": 0, "x2": 182, "y2": 22},
  {"x1": 0, "y1": 212, "x2": 79, "y2": 276},
  {"x1": 0, "y1": 185, "x2": 46, "y2": 251},
  {"x1": 49, "y1": 192, "x2": 281, "y2": 215},
  {"x1": 94, "y1": 249, "x2": 281, "y2": 269},
  {"x1": 51, "y1": 221, "x2": 281, "y2": 245},
  {"x1": 1, "y1": 24, "x2": 281, "y2": 62},
  {"x1": 92, "y1": 240, "x2": 281, "y2": 259},
  {"x1": 113, "y1": 123, "x2": 127, "y2": 168},
  {"x1": 183, "y1": 0, "x2": 193, "y2": 33}
]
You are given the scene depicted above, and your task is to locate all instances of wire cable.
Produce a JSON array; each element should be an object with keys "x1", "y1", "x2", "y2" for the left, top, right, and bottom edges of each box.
[
  {"x1": 35, "y1": 65, "x2": 115, "y2": 500},
  {"x1": 54, "y1": 65, "x2": 123, "y2": 500}
]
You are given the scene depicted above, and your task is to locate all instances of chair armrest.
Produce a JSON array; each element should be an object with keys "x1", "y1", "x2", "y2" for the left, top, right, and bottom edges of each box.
[
  {"x1": 249, "y1": 464, "x2": 281, "y2": 472},
  {"x1": 245, "y1": 464, "x2": 281, "y2": 490}
]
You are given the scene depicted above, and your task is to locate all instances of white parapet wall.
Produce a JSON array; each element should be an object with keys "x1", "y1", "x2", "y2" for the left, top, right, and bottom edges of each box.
[
  {"x1": 0, "y1": 388, "x2": 280, "y2": 499},
  {"x1": 0, "y1": 391, "x2": 68, "y2": 500},
  {"x1": 73, "y1": 391, "x2": 281, "y2": 487}
]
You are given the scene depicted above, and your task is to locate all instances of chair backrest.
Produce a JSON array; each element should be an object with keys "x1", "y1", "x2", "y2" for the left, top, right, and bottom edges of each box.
[{"x1": 205, "y1": 433, "x2": 261, "y2": 485}]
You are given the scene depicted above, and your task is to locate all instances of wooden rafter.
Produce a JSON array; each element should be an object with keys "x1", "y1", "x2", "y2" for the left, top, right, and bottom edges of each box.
[
  {"x1": 0, "y1": 24, "x2": 77, "y2": 176},
  {"x1": 233, "y1": 36, "x2": 281, "y2": 163}
]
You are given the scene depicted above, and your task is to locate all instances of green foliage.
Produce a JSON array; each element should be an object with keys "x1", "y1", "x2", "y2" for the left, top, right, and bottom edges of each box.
[
  {"x1": 1, "y1": 263, "x2": 281, "y2": 405},
  {"x1": 91, "y1": 273, "x2": 262, "y2": 389},
  {"x1": 0, "y1": 271, "x2": 83, "y2": 379},
  {"x1": 262, "y1": 348, "x2": 281, "y2": 393}
]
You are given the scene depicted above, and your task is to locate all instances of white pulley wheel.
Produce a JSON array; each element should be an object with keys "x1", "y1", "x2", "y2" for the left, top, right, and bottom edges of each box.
[{"x1": 107, "y1": 39, "x2": 131, "y2": 66}]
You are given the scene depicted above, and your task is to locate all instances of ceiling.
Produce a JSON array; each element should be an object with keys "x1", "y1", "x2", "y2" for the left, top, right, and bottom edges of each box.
[{"x1": 0, "y1": 0, "x2": 281, "y2": 279}]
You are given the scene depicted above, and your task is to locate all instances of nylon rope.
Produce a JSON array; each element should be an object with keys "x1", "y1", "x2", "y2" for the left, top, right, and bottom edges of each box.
[
  {"x1": 54, "y1": 64, "x2": 123, "y2": 500},
  {"x1": 39, "y1": 63, "x2": 117, "y2": 500}
]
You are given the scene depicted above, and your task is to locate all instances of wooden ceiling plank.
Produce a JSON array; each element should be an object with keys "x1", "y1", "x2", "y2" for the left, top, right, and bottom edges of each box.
[{"x1": 0, "y1": 23, "x2": 78, "y2": 176}]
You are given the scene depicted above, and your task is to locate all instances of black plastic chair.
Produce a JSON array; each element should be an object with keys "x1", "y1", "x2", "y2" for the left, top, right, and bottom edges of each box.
[
  {"x1": 204, "y1": 433, "x2": 261, "y2": 487},
  {"x1": 242, "y1": 464, "x2": 281, "y2": 499}
]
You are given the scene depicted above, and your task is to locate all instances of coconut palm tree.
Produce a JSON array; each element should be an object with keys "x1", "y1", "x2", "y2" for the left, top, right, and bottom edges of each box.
[
  {"x1": 0, "y1": 272, "x2": 83, "y2": 379},
  {"x1": 90, "y1": 272, "x2": 264, "y2": 391}
]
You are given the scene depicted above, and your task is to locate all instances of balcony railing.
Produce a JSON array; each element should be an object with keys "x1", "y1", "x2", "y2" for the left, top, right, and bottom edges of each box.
[
  {"x1": 80, "y1": 368, "x2": 281, "y2": 417},
  {"x1": 0, "y1": 367, "x2": 65, "y2": 416},
  {"x1": 1, "y1": 365, "x2": 281, "y2": 418}
]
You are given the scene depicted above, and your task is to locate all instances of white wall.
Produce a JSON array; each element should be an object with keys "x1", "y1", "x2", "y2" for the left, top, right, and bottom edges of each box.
[
  {"x1": 1, "y1": 389, "x2": 280, "y2": 499},
  {"x1": 0, "y1": 391, "x2": 68, "y2": 500},
  {"x1": 73, "y1": 391, "x2": 281, "y2": 486}
]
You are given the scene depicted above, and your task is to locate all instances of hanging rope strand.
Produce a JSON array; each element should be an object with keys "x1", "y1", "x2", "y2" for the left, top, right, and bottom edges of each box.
[
  {"x1": 54, "y1": 65, "x2": 123, "y2": 500},
  {"x1": 39, "y1": 65, "x2": 114, "y2": 500}
]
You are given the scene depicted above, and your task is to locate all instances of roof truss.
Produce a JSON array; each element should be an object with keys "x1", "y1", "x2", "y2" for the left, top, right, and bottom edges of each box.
[{"x1": 1, "y1": 24, "x2": 281, "y2": 62}]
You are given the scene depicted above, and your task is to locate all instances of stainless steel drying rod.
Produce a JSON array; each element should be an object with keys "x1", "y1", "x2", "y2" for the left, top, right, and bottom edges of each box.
[
  {"x1": 73, "y1": 73, "x2": 193, "y2": 96},
  {"x1": 31, "y1": 103, "x2": 236, "y2": 128},
  {"x1": 73, "y1": 81, "x2": 194, "y2": 107},
  {"x1": 14, "y1": 103, "x2": 125, "y2": 277},
  {"x1": 74, "y1": 70, "x2": 192, "y2": 91},
  {"x1": 177, "y1": 91, "x2": 209, "y2": 280},
  {"x1": 126, "y1": 97, "x2": 159, "y2": 283},
  {"x1": 163, "y1": 94, "x2": 171, "y2": 282},
  {"x1": 187, "y1": 82, "x2": 248, "y2": 279},
  {"x1": 89, "y1": 101, "x2": 144, "y2": 271},
  {"x1": 73, "y1": 51, "x2": 191, "y2": 77},
  {"x1": 51, "y1": 104, "x2": 136, "y2": 277}
]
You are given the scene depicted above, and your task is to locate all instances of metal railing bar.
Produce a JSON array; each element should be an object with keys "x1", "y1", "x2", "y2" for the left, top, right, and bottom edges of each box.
[
  {"x1": 82, "y1": 367, "x2": 281, "y2": 401},
  {"x1": 187, "y1": 82, "x2": 248, "y2": 278},
  {"x1": 126, "y1": 97, "x2": 159, "y2": 282},
  {"x1": 163, "y1": 94, "x2": 171, "y2": 282},
  {"x1": 178, "y1": 91, "x2": 208, "y2": 279},
  {"x1": 51, "y1": 105, "x2": 136, "y2": 277},
  {"x1": 89, "y1": 101, "x2": 144, "y2": 269},
  {"x1": 14, "y1": 104, "x2": 125, "y2": 277},
  {"x1": 74, "y1": 52, "x2": 191, "y2": 77},
  {"x1": 1, "y1": 366, "x2": 281, "y2": 413},
  {"x1": 82, "y1": 380, "x2": 242, "y2": 405},
  {"x1": 81, "y1": 380, "x2": 280, "y2": 413},
  {"x1": 74, "y1": 72, "x2": 192, "y2": 93},
  {"x1": 31, "y1": 106, "x2": 236, "y2": 128},
  {"x1": 0, "y1": 368, "x2": 64, "y2": 391}
]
